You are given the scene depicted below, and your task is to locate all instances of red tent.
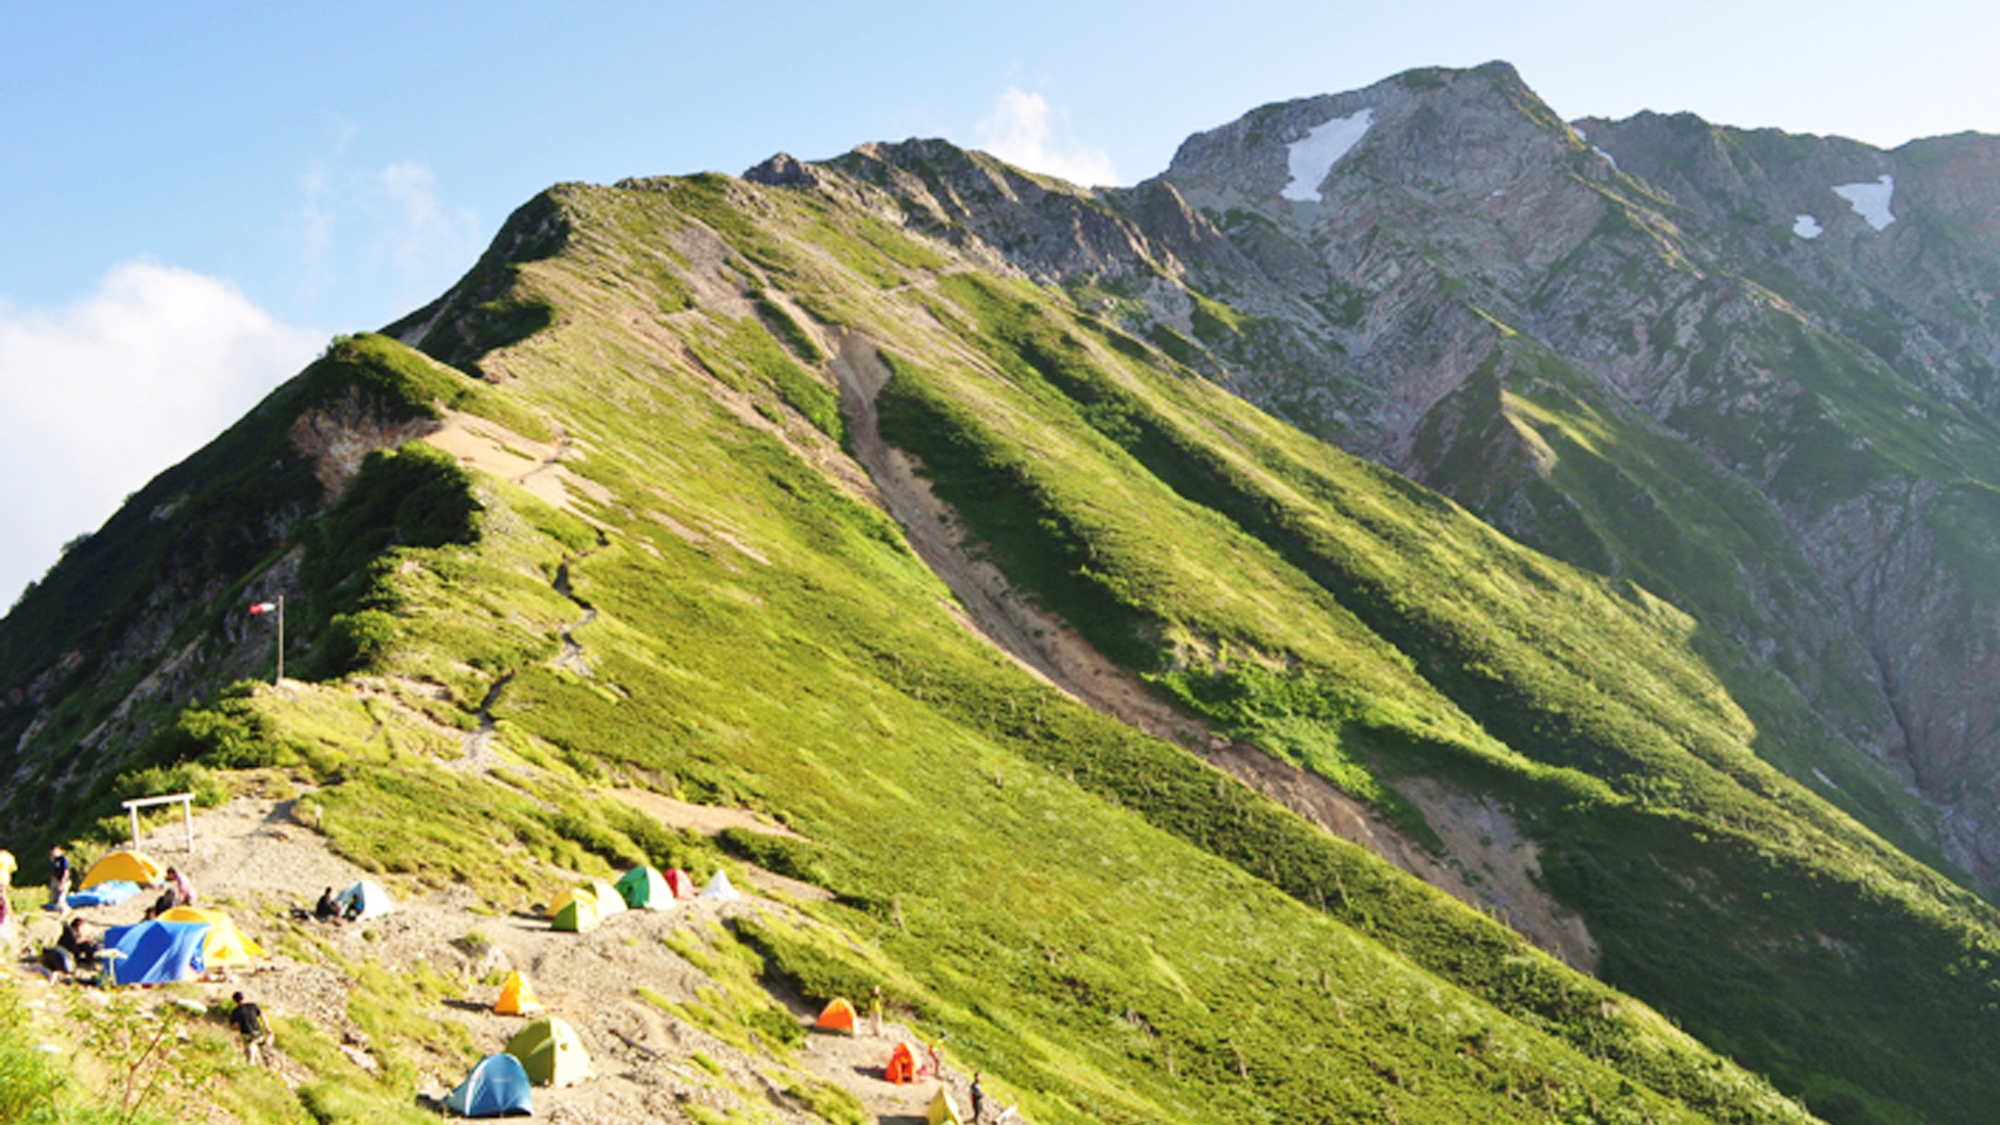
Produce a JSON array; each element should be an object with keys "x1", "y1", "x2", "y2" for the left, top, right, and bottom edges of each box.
[
  {"x1": 884, "y1": 1042, "x2": 916, "y2": 1084},
  {"x1": 663, "y1": 868, "x2": 698, "y2": 900}
]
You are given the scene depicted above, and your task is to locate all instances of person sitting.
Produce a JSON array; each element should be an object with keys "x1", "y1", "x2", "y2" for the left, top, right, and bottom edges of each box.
[
  {"x1": 144, "y1": 887, "x2": 177, "y2": 920},
  {"x1": 39, "y1": 942, "x2": 76, "y2": 981},
  {"x1": 57, "y1": 917, "x2": 98, "y2": 963},
  {"x1": 314, "y1": 887, "x2": 342, "y2": 923}
]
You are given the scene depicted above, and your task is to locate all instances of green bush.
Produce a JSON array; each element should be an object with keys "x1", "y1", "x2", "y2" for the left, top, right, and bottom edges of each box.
[
  {"x1": 313, "y1": 610, "x2": 399, "y2": 676},
  {"x1": 717, "y1": 827, "x2": 829, "y2": 887},
  {"x1": 113, "y1": 761, "x2": 230, "y2": 808}
]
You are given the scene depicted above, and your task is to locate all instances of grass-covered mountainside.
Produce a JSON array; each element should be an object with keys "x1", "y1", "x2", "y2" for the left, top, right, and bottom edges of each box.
[
  {"x1": 8, "y1": 63, "x2": 2000, "y2": 1125},
  {"x1": 1141, "y1": 62, "x2": 2000, "y2": 897}
]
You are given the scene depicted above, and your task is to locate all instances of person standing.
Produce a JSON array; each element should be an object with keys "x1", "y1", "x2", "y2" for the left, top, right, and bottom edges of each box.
[
  {"x1": 46, "y1": 846, "x2": 70, "y2": 914},
  {"x1": 0, "y1": 849, "x2": 15, "y2": 930},
  {"x1": 166, "y1": 867, "x2": 195, "y2": 907},
  {"x1": 866, "y1": 985, "x2": 885, "y2": 1038},
  {"x1": 230, "y1": 992, "x2": 270, "y2": 1067},
  {"x1": 970, "y1": 1072, "x2": 986, "y2": 1123}
]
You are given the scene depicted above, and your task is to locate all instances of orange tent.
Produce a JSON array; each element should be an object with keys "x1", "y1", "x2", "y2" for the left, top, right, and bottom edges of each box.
[
  {"x1": 662, "y1": 868, "x2": 698, "y2": 900},
  {"x1": 885, "y1": 1042, "x2": 917, "y2": 1084},
  {"x1": 815, "y1": 997, "x2": 857, "y2": 1034},
  {"x1": 495, "y1": 970, "x2": 544, "y2": 1016}
]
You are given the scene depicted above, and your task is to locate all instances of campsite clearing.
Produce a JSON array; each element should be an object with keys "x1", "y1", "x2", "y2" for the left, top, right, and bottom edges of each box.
[{"x1": 6, "y1": 793, "x2": 996, "y2": 1125}]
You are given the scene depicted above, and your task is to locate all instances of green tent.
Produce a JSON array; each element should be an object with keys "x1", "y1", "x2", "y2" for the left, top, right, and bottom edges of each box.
[
  {"x1": 505, "y1": 1016, "x2": 594, "y2": 1088},
  {"x1": 615, "y1": 866, "x2": 675, "y2": 911},
  {"x1": 551, "y1": 894, "x2": 600, "y2": 933}
]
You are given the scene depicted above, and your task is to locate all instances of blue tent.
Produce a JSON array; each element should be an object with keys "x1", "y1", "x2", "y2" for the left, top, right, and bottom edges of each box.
[
  {"x1": 65, "y1": 880, "x2": 140, "y2": 909},
  {"x1": 334, "y1": 880, "x2": 395, "y2": 921},
  {"x1": 443, "y1": 1052, "x2": 534, "y2": 1117},
  {"x1": 102, "y1": 920, "x2": 208, "y2": 986}
]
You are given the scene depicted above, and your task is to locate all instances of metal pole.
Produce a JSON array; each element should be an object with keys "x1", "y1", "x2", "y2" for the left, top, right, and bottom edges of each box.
[
  {"x1": 275, "y1": 594, "x2": 285, "y2": 684},
  {"x1": 129, "y1": 806, "x2": 140, "y2": 850},
  {"x1": 183, "y1": 797, "x2": 194, "y2": 854}
]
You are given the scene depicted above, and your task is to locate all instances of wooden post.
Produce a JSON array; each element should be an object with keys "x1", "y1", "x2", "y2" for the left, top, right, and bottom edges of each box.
[
  {"x1": 120, "y1": 793, "x2": 197, "y2": 855},
  {"x1": 275, "y1": 594, "x2": 285, "y2": 684}
]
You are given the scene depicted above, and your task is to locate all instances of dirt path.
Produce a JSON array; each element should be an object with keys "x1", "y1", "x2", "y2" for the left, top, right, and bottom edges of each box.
[
  {"x1": 423, "y1": 413, "x2": 613, "y2": 515},
  {"x1": 792, "y1": 1022, "x2": 970, "y2": 1125}
]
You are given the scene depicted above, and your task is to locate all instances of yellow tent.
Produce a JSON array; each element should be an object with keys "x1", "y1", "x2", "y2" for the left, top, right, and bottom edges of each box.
[
  {"x1": 495, "y1": 970, "x2": 545, "y2": 1015},
  {"x1": 81, "y1": 850, "x2": 164, "y2": 889},
  {"x1": 0, "y1": 850, "x2": 15, "y2": 884},
  {"x1": 159, "y1": 907, "x2": 264, "y2": 966},
  {"x1": 551, "y1": 894, "x2": 600, "y2": 933},
  {"x1": 505, "y1": 1016, "x2": 594, "y2": 1087},
  {"x1": 547, "y1": 885, "x2": 600, "y2": 919},
  {"x1": 926, "y1": 1087, "x2": 966, "y2": 1125}
]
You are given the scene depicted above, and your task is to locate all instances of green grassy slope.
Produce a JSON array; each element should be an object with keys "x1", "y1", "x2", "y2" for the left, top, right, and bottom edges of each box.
[
  {"x1": 1, "y1": 175, "x2": 1836, "y2": 1123},
  {"x1": 851, "y1": 251, "x2": 2000, "y2": 1124},
  {"x1": 9, "y1": 156, "x2": 2000, "y2": 1125}
]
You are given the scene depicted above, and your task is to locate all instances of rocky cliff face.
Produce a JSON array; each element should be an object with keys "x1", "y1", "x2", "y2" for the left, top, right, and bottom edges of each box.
[
  {"x1": 1145, "y1": 64, "x2": 2000, "y2": 883},
  {"x1": 813, "y1": 61, "x2": 2000, "y2": 885}
]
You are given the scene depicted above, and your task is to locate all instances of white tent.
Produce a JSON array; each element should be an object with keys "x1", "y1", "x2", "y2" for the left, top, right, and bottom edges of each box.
[{"x1": 699, "y1": 870, "x2": 740, "y2": 901}]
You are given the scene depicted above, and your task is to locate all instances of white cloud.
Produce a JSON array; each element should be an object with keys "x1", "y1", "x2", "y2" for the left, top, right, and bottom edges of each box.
[
  {"x1": 287, "y1": 156, "x2": 481, "y2": 311},
  {"x1": 0, "y1": 262, "x2": 323, "y2": 606},
  {"x1": 973, "y1": 87, "x2": 1120, "y2": 187}
]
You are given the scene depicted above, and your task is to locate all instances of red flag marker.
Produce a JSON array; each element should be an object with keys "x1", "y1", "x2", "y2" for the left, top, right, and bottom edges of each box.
[{"x1": 248, "y1": 601, "x2": 277, "y2": 615}]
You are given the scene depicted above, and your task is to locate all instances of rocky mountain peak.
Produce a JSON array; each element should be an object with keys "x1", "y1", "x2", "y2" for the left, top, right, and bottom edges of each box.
[{"x1": 1160, "y1": 61, "x2": 1584, "y2": 227}]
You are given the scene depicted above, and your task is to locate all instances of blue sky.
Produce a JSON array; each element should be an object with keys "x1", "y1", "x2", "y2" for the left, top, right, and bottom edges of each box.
[{"x1": 3, "y1": 0, "x2": 1997, "y2": 602}]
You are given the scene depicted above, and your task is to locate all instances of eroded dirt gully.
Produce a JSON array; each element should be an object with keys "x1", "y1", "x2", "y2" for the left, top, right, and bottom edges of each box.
[{"x1": 830, "y1": 333, "x2": 1599, "y2": 972}]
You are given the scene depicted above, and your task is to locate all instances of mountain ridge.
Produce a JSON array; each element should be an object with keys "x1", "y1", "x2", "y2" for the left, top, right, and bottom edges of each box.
[{"x1": 8, "y1": 61, "x2": 2000, "y2": 1124}]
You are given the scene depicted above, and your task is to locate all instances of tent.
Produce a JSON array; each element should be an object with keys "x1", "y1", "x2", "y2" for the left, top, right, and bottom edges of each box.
[
  {"x1": 159, "y1": 907, "x2": 264, "y2": 966},
  {"x1": 585, "y1": 880, "x2": 626, "y2": 918},
  {"x1": 81, "y1": 850, "x2": 164, "y2": 890},
  {"x1": 662, "y1": 868, "x2": 698, "y2": 900},
  {"x1": 66, "y1": 880, "x2": 141, "y2": 909},
  {"x1": 614, "y1": 866, "x2": 674, "y2": 911},
  {"x1": 495, "y1": 970, "x2": 544, "y2": 1016},
  {"x1": 546, "y1": 886, "x2": 599, "y2": 919},
  {"x1": 102, "y1": 920, "x2": 208, "y2": 986},
  {"x1": 814, "y1": 997, "x2": 857, "y2": 1034},
  {"x1": 885, "y1": 1042, "x2": 917, "y2": 1084},
  {"x1": 926, "y1": 1087, "x2": 966, "y2": 1125},
  {"x1": 443, "y1": 1053, "x2": 534, "y2": 1118},
  {"x1": 551, "y1": 895, "x2": 600, "y2": 933},
  {"x1": 699, "y1": 871, "x2": 740, "y2": 901},
  {"x1": 505, "y1": 1016, "x2": 594, "y2": 1087},
  {"x1": 334, "y1": 881, "x2": 395, "y2": 921}
]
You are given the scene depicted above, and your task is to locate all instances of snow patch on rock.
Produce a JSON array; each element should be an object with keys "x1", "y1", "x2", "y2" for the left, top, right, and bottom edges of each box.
[
  {"x1": 1833, "y1": 175, "x2": 1896, "y2": 231},
  {"x1": 1794, "y1": 214, "x2": 1824, "y2": 239},
  {"x1": 1283, "y1": 109, "x2": 1374, "y2": 202}
]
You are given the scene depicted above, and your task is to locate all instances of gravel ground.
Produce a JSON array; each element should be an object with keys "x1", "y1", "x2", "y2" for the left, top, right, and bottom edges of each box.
[{"x1": 6, "y1": 793, "x2": 1014, "y2": 1124}]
